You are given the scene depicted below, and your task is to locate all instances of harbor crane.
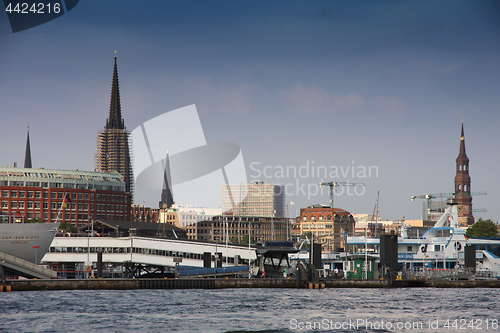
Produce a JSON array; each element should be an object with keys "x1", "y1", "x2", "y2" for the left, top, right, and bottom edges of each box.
[
  {"x1": 411, "y1": 191, "x2": 487, "y2": 220},
  {"x1": 319, "y1": 181, "x2": 365, "y2": 209}
]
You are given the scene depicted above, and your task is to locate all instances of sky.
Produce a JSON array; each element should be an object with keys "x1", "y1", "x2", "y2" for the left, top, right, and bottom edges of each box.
[{"x1": 1, "y1": 1, "x2": 499, "y2": 221}]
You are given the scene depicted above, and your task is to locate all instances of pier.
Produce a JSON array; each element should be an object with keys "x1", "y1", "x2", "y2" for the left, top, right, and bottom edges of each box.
[{"x1": 3, "y1": 278, "x2": 500, "y2": 292}]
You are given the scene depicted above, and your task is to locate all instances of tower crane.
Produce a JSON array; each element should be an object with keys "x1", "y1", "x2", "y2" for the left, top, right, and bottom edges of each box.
[
  {"x1": 410, "y1": 191, "x2": 487, "y2": 220},
  {"x1": 319, "y1": 181, "x2": 365, "y2": 209}
]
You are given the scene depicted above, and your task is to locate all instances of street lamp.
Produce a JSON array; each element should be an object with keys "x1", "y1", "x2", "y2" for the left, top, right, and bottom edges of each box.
[{"x1": 33, "y1": 245, "x2": 40, "y2": 264}]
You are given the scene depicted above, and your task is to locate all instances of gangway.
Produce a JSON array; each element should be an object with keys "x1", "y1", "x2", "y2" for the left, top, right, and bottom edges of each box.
[
  {"x1": 0, "y1": 250, "x2": 57, "y2": 279},
  {"x1": 178, "y1": 265, "x2": 249, "y2": 277}
]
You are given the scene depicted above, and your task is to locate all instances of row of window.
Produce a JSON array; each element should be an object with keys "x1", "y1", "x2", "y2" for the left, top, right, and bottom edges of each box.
[
  {"x1": 302, "y1": 223, "x2": 334, "y2": 229},
  {"x1": 48, "y1": 246, "x2": 238, "y2": 264},
  {"x1": 1, "y1": 201, "x2": 126, "y2": 213},
  {"x1": 0, "y1": 180, "x2": 123, "y2": 191},
  {"x1": 0, "y1": 189, "x2": 127, "y2": 202}
]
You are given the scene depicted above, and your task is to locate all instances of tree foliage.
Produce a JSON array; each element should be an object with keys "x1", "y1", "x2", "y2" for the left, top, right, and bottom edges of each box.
[
  {"x1": 466, "y1": 218, "x2": 499, "y2": 238},
  {"x1": 231, "y1": 235, "x2": 256, "y2": 245},
  {"x1": 59, "y1": 221, "x2": 77, "y2": 233}
]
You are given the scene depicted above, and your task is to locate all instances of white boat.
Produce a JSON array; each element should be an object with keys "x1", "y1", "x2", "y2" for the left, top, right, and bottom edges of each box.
[
  {"x1": 347, "y1": 203, "x2": 500, "y2": 274},
  {"x1": 0, "y1": 219, "x2": 59, "y2": 263}
]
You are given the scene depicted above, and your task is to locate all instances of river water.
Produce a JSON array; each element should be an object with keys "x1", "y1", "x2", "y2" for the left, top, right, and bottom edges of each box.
[{"x1": 1, "y1": 287, "x2": 499, "y2": 332}]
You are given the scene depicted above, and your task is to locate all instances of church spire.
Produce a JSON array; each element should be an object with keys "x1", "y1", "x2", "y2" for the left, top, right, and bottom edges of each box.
[
  {"x1": 24, "y1": 125, "x2": 32, "y2": 168},
  {"x1": 106, "y1": 51, "x2": 124, "y2": 130},
  {"x1": 454, "y1": 119, "x2": 473, "y2": 226},
  {"x1": 159, "y1": 149, "x2": 174, "y2": 209}
]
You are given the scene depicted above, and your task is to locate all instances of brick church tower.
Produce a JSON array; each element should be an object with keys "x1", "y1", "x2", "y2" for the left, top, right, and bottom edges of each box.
[{"x1": 454, "y1": 120, "x2": 474, "y2": 226}]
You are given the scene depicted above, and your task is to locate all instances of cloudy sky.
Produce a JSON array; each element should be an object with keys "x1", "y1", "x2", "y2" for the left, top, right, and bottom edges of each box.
[{"x1": 1, "y1": 1, "x2": 499, "y2": 221}]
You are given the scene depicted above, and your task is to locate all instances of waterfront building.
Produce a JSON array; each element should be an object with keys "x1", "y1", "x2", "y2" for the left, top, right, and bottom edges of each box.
[
  {"x1": 293, "y1": 205, "x2": 355, "y2": 253},
  {"x1": 94, "y1": 53, "x2": 133, "y2": 197},
  {"x1": 130, "y1": 204, "x2": 158, "y2": 223},
  {"x1": 0, "y1": 166, "x2": 131, "y2": 227},
  {"x1": 455, "y1": 121, "x2": 474, "y2": 226},
  {"x1": 184, "y1": 214, "x2": 291, "y2": 243},
  {"x1": 221, "y1": 182, "x2": 285, "y2": 217}
]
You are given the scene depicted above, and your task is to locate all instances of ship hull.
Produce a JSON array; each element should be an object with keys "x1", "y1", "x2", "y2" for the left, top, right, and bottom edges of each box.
[{"x1": 0, "y1": 223, "x2": 59, "y2": 263}]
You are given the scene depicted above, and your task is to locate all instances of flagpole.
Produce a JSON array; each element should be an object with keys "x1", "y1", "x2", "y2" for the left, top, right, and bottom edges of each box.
[{"x1": 54, "y1": 192, "x2": 66, "y2": 224}]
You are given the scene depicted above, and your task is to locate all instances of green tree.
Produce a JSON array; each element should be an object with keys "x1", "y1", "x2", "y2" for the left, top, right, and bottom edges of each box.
[
  {"x1": 59, "y1": 221, "x2": 77, "y2": 233},
  {"x1": 26, "y1": 218, "x2": 44, "y2": 223},
  {"x1": 466, "y1": 218, "x2": 499, "y2": 238},
  {"x1": 233, "y1": 234, "x2": 255, "y2": 245}
]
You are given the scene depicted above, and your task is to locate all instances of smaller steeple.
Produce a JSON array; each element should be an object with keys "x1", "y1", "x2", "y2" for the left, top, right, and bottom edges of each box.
[
  {"x1": 24, "y1": 125, "x2": 32, "y2": 168},
  {"x1": 159, "y1": 149, "x2": 174, "y2": 209}
]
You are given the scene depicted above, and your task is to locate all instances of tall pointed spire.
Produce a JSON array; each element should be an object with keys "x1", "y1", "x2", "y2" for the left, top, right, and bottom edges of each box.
[
  {"x1": 95, "y1": 52, "x2": 133, "y2": 197},
  {"x1": 159, "y1": 149, "x2": 174, "y2": 209},
  {"x1": 106, "y1": 51, "x2": 124, "y2": 130},
  {"x1": 454, "y1": 118, "x2": 473, "y2": 226},
  {"x1": 24, "y1": 125, "x2": 32, "y2": 168}
]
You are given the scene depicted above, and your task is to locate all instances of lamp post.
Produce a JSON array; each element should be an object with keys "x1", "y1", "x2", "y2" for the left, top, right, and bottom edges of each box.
[{"x1": 33, "y1": 245, "x2": 40, "y2": 264}]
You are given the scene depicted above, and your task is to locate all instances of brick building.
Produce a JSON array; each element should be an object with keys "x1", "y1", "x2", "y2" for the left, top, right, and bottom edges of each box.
[
  {"x1": 292, "y1": 205, "x2": 355, "y2": 253},
  {"x1": 0, "y1": 167, "x2": 131, "y2": 227}
]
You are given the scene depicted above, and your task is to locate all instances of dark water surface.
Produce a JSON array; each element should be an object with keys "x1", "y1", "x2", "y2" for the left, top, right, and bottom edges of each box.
[{"x1": 1, "y1": 288, "x2": 499, "y2": 332}]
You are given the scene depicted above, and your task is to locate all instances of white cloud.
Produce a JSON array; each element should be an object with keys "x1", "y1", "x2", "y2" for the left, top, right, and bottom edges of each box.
[
  {"x1": 372, "y1": 95, "x2": 408, "y2": 116},
  {"x1": 125, "y1": 74, "x2": 259, "y2": 116},
  {"x1": 278, "y1": 83, "x2": 366, "y2": 115}
]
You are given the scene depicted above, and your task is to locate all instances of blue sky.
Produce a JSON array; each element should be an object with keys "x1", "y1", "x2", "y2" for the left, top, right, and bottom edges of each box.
[{"x1": 1, "y1": 1, "x2": 499, "y2": 221}]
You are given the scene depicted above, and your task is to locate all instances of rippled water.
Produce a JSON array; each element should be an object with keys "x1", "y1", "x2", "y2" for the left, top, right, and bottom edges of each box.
[{"x1": 1, "y1": 288, "x2": 499, "y2": 332}]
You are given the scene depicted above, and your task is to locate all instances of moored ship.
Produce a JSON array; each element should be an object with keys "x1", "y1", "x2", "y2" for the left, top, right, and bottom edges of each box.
[{"x1": 0, "y1": 216, "x2": 59, "y2": 263}]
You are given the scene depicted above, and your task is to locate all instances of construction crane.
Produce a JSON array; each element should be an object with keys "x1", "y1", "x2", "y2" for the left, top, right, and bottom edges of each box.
[
  {"x1": 319, "y1": 181, "x2": 366, "y2": 209},
  {"x1": 410, "y1": 191, "x2": 487, "y2": 220}
]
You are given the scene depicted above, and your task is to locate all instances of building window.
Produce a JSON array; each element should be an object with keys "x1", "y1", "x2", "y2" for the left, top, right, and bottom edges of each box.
[
  {"x1": 35, "y1": 202, "x2": 40, "y2": 209},
  {"x1": 90, "y1": 193, "x2": 94, "y2": 201},
  {"x1": 11, "y1": 190, "x2": 17, "y2": 198},
  {"x1": 84, "y1": 193, "x2": 89, "y2": 200},
  {"x1": 58, "y1": 192, "x2": 64, "y2": 199},
  {"x1": 19, "y1": 191, "x2": 25, "y2": 198},
  {"x1": 51, "y1": 192, "x2": 56, "y2": 199},
  {"x1": 19, "y1": 202, "x2": 25, "y2": 209},
  {"x1": 2, "y1": 190, "x2": 8, "y2": 197},
  {"x1": 407, "y1": 246, "x2": 413, "y2": 252},
  {"x1": 35, "y1": 191, "x2": 41, "y2": 198},
  {"x1": 27, "y1": 191, "x2": 34, "y2": 198},
  {"x1": 43, "y1": 202, "x2": 48, "y2": 209},
  {"x1": 2, "y1": 201, "x2": 8, "y2": 208},
  {"x1": 78, "y1": 193, "x2": 83, "y2": 200}
]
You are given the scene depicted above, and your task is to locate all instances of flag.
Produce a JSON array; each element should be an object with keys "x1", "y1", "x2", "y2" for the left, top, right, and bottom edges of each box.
[{"x1": 62, "y1": 193, "x2": 72, "y2": 208}]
